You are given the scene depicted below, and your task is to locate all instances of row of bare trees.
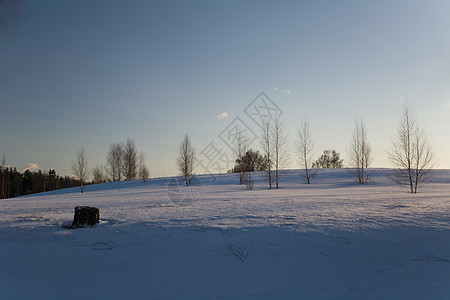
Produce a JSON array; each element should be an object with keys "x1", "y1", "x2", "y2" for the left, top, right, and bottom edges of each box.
[
  {"x1": 21, "y1": 105, "x2": 435, "y2": 195},
  {"x1": 295, "y1": 104, "x2": 434, "y2": 193},
  {"x1": 70, "y1": 138, "x2": 150, "y2": 193},
  {"x1": 1, "y1": 138, "x2": 151, "y2": 196},
  {"x1": 224, "y1": 103, "x2": 433, "y2": 193},
  {"x1": 229, "y1": 117, "x2": 340, "y2": 190},
  {"x1": 259, "y1": 118, "x2": 288, "y2": 189},
  {"x1": 104, "y1": 138, "x2": 149, "y2": 182},
  {"x1": 223, "y1": 118, "x2": 290, "y2": 190}
]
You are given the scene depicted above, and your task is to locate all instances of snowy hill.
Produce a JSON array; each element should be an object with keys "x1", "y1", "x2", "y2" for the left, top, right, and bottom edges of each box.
[{"x1": 0, "y1": 169, "x2": 449, "y2": 299}]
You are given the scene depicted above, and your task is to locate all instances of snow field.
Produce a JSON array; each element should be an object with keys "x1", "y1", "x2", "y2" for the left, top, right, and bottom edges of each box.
[{"x1": 0, "y1": 169, "x2": 449, "y2": 299}]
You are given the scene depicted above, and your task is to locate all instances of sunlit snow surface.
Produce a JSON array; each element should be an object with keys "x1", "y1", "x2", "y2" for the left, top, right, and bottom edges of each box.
[{"x1": 1, "y1": 169, "x2": 449, "y2": 299}]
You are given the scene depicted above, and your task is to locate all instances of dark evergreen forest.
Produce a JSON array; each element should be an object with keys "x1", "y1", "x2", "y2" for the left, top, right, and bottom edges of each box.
[{"x1": 0, "y1": 168, "x2": 83, "y2": 199}]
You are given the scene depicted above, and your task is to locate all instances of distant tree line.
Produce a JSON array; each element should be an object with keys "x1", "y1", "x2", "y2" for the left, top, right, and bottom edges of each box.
[
  {"x1": 0, "y1": 167, "x2": 82, "y2": 199},
  {"x1": 0, "y1": 137, "x2": 152, "y2": 198}
]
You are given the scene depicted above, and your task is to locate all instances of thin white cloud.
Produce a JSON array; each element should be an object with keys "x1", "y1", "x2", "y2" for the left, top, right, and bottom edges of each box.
[
  {"x1": 217, "y1": 112, "x2": 229, "y2": 120},
  {"x1": 273, "y1": 87, "x2": 291, "y2": 96},
  {"x1": 23, "y1": 163, "x2": 39, "y2": 171}
]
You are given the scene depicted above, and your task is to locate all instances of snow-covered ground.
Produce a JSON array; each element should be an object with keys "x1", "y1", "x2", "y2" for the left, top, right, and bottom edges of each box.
[{"x1": 0, "y1": 169, "x2": 449, "y2": 299}]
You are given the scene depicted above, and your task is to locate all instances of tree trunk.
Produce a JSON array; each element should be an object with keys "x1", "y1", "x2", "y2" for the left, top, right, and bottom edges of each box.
[{"x1": 70, "y1": 206, "x2": 99, "y2": 228}]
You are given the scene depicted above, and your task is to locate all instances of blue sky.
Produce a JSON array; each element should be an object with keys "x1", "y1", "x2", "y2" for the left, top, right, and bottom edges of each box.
[{"x1": 1, "y1": 0, "x2": 449, "y2": 177}]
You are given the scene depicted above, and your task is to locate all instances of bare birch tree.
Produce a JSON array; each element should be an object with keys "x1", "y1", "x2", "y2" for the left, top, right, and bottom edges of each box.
[
  {"x1": 296, "y1": 119, "x2": 316, "y2": 184},
  {"x1": 260, "y1": 121, "x2": 273, "y2": 189},
  {"x1": 272, "y1": 117, "x2": 288, "y2": 189},
  {"x1": 72, "y1": 147, "x2": 88, "y2": 193},
  {"x1": 177, "y1": 134, "x2": 195, "y2": 186},
  {"x1": 106, "y1": 142, "x2": 123, "y2": 181},
  {"x1": 122, "y1": 137, "x2": 138, "y2": 180},
  {"x1": 348, "y1": 117, "x2": 372, "y2": 184},
  {"x1": 138, "y1": 152, "x2": 150, "y2": 182},
  {"x1": 388, "y1": 104, "x2": 435, "y2": 193}
]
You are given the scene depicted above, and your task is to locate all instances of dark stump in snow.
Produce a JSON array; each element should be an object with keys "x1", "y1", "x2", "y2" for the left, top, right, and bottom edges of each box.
[{"x1": 69, "y1": 206, "x2": 100, "y2": 228}]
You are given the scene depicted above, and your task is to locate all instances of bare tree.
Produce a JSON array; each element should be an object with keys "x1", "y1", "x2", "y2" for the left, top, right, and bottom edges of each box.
[
  {"x1": 260, "y1": 121, "x2": 273, "y2": 189},
  {"x1": 138, "y1": 152, "x2": 150, "y2": 182},
  {"x1": 72, "y1": 147, "x2": 88, "y2": 193},
  {"x1": 92, "y1": 164, "x2": 106, "y2": 184},
  {"x1": 296, "y1": 120, "x2": 316, "y2": 184},
  {"x1": 272, "y1": 117, "x2": 288, "y2": 189},
  {"x1": 348, "y1": 117, "x2": 372, "y2": 184},
  {"x1": 388, "y1": 104, "x2": 435, "y2": 193},
  {"x1": 177, "y1": 134, "x2": 195, "y2": 187},
  {"x1": 122, "y1": 137, "x2": 138, "y2": 180},
  {"x1": 233, "y1": 128, "x2": 248, "y2": 185},
  {"x1": 106, "y1": 142, "x2": 123, "y2": 181}
]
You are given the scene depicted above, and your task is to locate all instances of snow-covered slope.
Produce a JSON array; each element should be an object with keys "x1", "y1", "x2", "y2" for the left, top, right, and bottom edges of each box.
[{"x1": 0, "y1": 169, "x2": 449, "y2": 299}]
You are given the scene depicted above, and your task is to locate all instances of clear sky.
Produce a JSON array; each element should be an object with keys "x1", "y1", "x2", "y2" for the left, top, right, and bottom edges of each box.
[{"x1": 1, "y1": 0, "x2": 449, "y2": 177}]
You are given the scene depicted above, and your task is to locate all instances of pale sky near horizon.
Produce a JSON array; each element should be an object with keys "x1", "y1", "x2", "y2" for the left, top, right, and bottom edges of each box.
[{"x1": 1, "y1": 0, "x2": 450, "y2": 178}]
